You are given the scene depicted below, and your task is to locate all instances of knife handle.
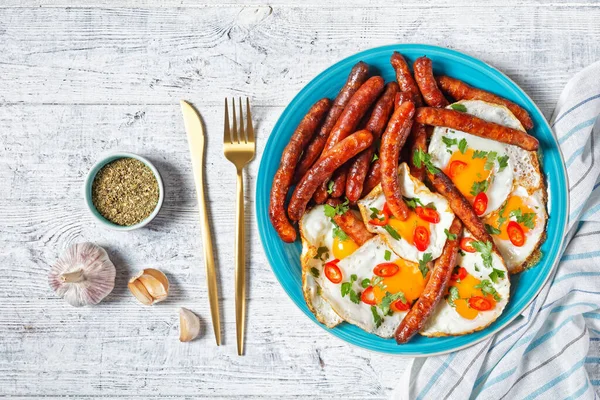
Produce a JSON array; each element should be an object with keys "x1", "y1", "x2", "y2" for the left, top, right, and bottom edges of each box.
[{"x1": 235, "y1": 169, "x2": 246, "y2": 356}]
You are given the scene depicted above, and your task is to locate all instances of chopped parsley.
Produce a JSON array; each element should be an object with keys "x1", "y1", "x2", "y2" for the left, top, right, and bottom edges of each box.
[
  {"x1": 451, "y1": 103, "x2": 468, "y2": 112},
  {"x1": 447, "y1": 286, "x2": 460, "y2": 307},
  {"x1": 313, "y1": 246, "x2": 329, "y2": 261},
  {"x1": 413, "y1": 148, "x2": 439, "y2": 174},
  {"x1": 511, "y1": 209, "x2": 536, "y2": 229},
  {"x1": 497, "y1": 155, "x2": 509, "y2": 172},
  {"x1": 444, "y1": 229, "x2": 457, "y2": 241},
  {"x1": 485, "y1": 223, "x2": 502, "y2": 235},
  {"x1": 372, "y1": 153, "x2": 379, "y2": 162},
  {"x1": 384, "y1": 250, "x2": 392, "y2": 261},
  {"x1": 458, "y1": 138, "x2": 468, "y2": 154},
  {"x1": 371, "y1": 306, "x2": 383, "y2": 328},
  {"x1": 442, "y1": 136, "x2": 458, "y2": 148},
  {"x1": 383, "y1": 224, "x2": 401, "y2": 240},
  {"x1": 326, "y1": 180, "x2": 334, "y2": 194},
  {"x1": 472, "y1": 150, "x2": 488, "y2": 159},
  {"x1": 379, "y1": 291, "x2": 406, "y2": 315},
  {"x1": 404, "y1": 196, "x2": 436, "y2": 211},
  {"x1": 341, "y1": 274, "x2": 360, "y2": 304},
  {"x1": 472, "y1": 240, "x2": 494, "y2": 269},
  {"x1": 332, "y1": 222, "x2": 349, "y2": 241},
  {"x1": 310, "y1": 267, "x2": 320, "y2": 278},
  {"x1": 474, "y1": 279, "x2": 501, "y2": 301},
  {"x1": 361, "y1": 278, "x2": 371, "y2": 288},
  {"x1": 470, "y1": 179, "x2": 489, "y2": 196},
  {"x1": 497, "y1": 202, "x2": 508, "y2": 227},
  {"x1": 419, "y1": 253, "x2": 433, "y2": 278},
  {"x1": 324, "y1": 200, "x2": 349, "y2": 218},
  {"x1": 484, "y1": 151, "x2": 497, "y2": 171},
  {"x1": 474, "y1": 264, "x2": 480, "y2": 272},
  {"x1": 489, "y1": 268, "x2": 506, "y2": 283}
]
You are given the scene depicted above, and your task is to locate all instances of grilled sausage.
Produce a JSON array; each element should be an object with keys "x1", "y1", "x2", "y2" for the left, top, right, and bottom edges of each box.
[
  {"x1": 413, "y1": 57, "x2": 449, "y2": 108},
  {"x1": 390, "y1": 52, "x2": 423, "y2": 107},
  {"x1": 395, "y1": 91, "x2": 414, "y2": 110},
  {"x1": 294, "y1": 62, "x2": 370, "y2": 182},
  {"x1": 269, "y1": 98, "x2": 332, "y2": 242},
  {"x1": 395, "y1": 218, "x2": 463, "y2": 344},
  {"x1": 326, "y1": 199, "x2": 374, "y2": 246},
  {"x1": 346, "y1": 82, "x2": 399, "y2": 202},
  {"x1": 415, "y1": 107, "x2": 539, "y2": 151},
  {"x1": 436, "y1": 75, "x2": 534, "y2": 130},
  {"x1": 313, "y1": 76, "x2": 386, "y2": 202},
  {"x1": 361, "y1": 159, "x2": 381, "y2": 197},
  {"x1": 380, "y1": 100, "x2": 415, "y2": 220},
  {"x1": 427, "y1": 169, "x2": 495, "y2": 247},
  {"x1": 288, "y1": 130, "x2": 374, "y2": 221}
]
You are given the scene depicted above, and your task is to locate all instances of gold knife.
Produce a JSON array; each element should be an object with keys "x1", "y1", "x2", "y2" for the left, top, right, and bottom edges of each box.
[{"x1": 180, "y1": 100, "x2": 221, "y2": 345}]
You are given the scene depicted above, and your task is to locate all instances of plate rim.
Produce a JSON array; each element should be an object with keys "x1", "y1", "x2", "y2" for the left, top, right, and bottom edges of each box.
[{"x1": 255, "y1": 43, "x2": 569, "y2": 356}]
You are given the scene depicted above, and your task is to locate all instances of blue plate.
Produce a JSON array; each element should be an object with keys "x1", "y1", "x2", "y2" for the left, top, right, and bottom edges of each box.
[{"x1": 256, "y1": 44, "x2": 568, "y2": 355}]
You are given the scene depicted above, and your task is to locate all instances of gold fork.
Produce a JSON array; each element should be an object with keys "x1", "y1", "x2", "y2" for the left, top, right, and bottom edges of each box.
[{"x1": 223, "y1": 97, "x2": 255, "y2": 356}]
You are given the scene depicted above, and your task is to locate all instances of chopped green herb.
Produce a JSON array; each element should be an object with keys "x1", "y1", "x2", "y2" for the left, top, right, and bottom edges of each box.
[
  {"x1": 349, "y1": 291, "x2": 361, "y2": 304},
  {"x1": 383, "y1": 224, "x2": 401, "y2": 240},
  {"x1": 324, "y1": 199, "x2": 349, "y2": 218},
  {"x1": 310, "y1": 267, "x2": 320, "y2": 278},
  {"x1": 474, "y1": 264, "x2": 480, "y2": 272},
  {"x1": 447, "y1": 286, "x2": 460, "y2": 307},
  {"x1": 313, "y1": 246, "x2": 329, "y2": 261},
  {"x1": 327, "y1": 180, "x2": 334, "y2": 194},
  {"x1": 497, "y1": 155, "x2": 509, "y2": 172},
  {"x1": 419, "y1": 253, "x2": 433, "y2": 278},
  {"x1": 371, "y1": 306, "x2": 383, "y2": 328},
  {"x1": 451, "y1": 103, "x2": 468, "y2": 112},
  {"x1": 379, "y1": 291, "x2": 406, "y2": 315},
  {"x1": 470, "y1": 179, "x2": 489, "y2": 196},
  {"x1": 384, "y1": 250, "x2": 392, "y2": 261},
  {"x1": 458, "y1": 138, "x2": 468, "y2": 154},
  {"x1": 369, "y1": 207, "x2": 381, "y2": 220},
  {"x1": 511, "y1": 209, "x2": 536, "y2": 229},
  {"x1": 444, "y1": 229, "x2": 457, "y2": 241},
  {"x1": 361, "y1": 278, "x2": 371, "y2": 288},
  {"x1": 472, "y1": 150, "x2": 488, "y2": 159},
  {"x1": 341, "y1": 282, "x2": 352, "y2": 297},
  {"x1": 332, "y1": 222, "x2": 349, "y2": 241},
  {"x1": 484, "y1": 151, "x2": 497, "y2": 171},
  {"x1": 413, "y1": 149, "x2": 439, "y2": 174},
  {"x1": 404, "y1": 196, "x2": 437, "y2": 211},
  {"x1": 474, "y1": 279, "x2": 501, "y2": 301},
  {"x1": 341, "y1": 274, "x2": 360, "y2": 303},
  {"x1": 442, "y1": 136, "x2": 458, "y2": 148},
  {"x1": 472, "y1": 240, "x2": 494, "y2": 269},
  {"x1": 459, "y1": 249, "x2": 466, "y2": 257},
  {"x1": 372, "y1": 153, "x2": 379, "y2": 162},
  {"x1": 485, "y1": 223, "x2": 502, "y2": 235},
  {"x1": 489, "y1": 268, "x2": 506, "y2": 283}
]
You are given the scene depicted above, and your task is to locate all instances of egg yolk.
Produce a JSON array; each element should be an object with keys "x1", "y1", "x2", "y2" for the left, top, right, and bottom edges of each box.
[
  {"x1": 332, "y1": 236, "x2": 359, "y2": 260},
  {"x1": 449, "y1": 273, "x2": 495, "y2": 319},
  {"x1": 484, "y1": 195, "x2": 537, "y2": 240},
  {"x1": 445, "y1": 148, "x2": 492, "y2": 202},
  {"x1": 388, "y1": 211, "x2": 430, "y2": 245},
  {"x1": 372, "y1": 258, "x2": 426, "y2": 304}
]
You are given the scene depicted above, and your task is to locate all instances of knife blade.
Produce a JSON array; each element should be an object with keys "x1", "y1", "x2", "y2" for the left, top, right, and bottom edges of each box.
[{"x1": 180, "y1": 100, "x2": 221, "y2": 346}]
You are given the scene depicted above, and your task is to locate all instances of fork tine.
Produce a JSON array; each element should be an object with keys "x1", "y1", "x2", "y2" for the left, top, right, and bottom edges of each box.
[
  {"x1": 238, "y1": 97, "x2": 245, "y2": 143},
  {"x1": 224, "y1": 98, "x2": 231, "y2": 144},
  {"x1": 232, "y1": 97, "x2": 238, "y2": 144},
  {"x1": 246, "y1": 98, "x2": 255, "y2": 145}
]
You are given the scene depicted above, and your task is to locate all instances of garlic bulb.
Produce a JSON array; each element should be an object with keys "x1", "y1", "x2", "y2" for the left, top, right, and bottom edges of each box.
[
  {"x1": 128, "y1": 268, "x2": 169, "y2": 305},
  {"x1": 179, "y1": 308, "x2": 201, "y2": 342},
  {"x1": 49, "y1": 242, "x2": 116, "y2": 307}
]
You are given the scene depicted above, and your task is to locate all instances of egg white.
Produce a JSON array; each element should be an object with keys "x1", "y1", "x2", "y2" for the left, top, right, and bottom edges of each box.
[{"x1": 421, "y1": 231, "x2": 510, "y2": 336}]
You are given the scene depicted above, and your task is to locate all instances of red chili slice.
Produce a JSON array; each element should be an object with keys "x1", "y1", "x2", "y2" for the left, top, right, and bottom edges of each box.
[
  {"x1": 451, "y1": 267, "x2": 468, "y2": 281},
  {"x1": 324, "y1": 260, "x2": 342, "y2": 284},
  {"x1": 373, "y1": 262, "x2": 399, "y2": 277},
  {"x1": 460, "y1": 237, "x2": 477, "y2": 253},
  {"x1": 415, "y1": 206, "x2": 440, "y2": 224},
  {"x1": 391, "y1": 298, "x2": 410, "y2": 312},
  {"x1": 369, "y1": 203, "x2": 391, "y2": 226},
  {"x1": 413, "y1": 226, "x2": 430, "y2": 251},
  {"x1": 361, "y1": 286, "x2": 377, "y2": 305},
  {"x1": 448, "y1": 160, "x2": 467, "y2": 178},
  {"x1": 469, "y1": 296, "x2": 493, "y2": 311},
  {"x1": 507, "y1": 221, "x2": 525, "y2": 247},
  {"x1": 473, "y1": 192, "x2": 488, "y2": 216}
]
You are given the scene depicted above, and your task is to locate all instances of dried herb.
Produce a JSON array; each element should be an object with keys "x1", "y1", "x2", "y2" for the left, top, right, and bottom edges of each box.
[{"x1": 92, "y1": 158, "x2": 159, "y2": 226}]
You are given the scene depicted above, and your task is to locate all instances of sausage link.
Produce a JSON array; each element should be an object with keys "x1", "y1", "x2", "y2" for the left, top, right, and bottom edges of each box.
[
  {"x1": 346, "y1": 82, "x2": 399, "y2": 202},
  {"x1": 288, "y1": 130, "x2": 374, "y2": 221},
  {"x1": 314, "y1": 76, "x2": 386, "y2": 202},
  {"x1": 361, "y1": 159, "x2": 381, "y2": 197},
  {"x1": 329, "y1": 164, "x2": 348, "y2": 198},
  {"x1": 395, "y1": 91, "x2": 414, "y2": 111},
  {"x1": 408, "y1": 123, "x2": 427, "y2": 181},
  {"x1": 427, "y1": 170, "x2": 495, "y2": 247},
  {"x1": 380, "y1": 100, "x2": 415, "y2": 220},
  {"x1": 269, "y1": 98, "x2": 332, "y2": 242},
  {"x1": 395, "y1": 218, "x2": 463, "y2": 344},
  {"x1": 390, "y1": 52, "x2": 423, "y2": 107},
  {"x1": 294, "y1": 62, "x2": 370, "y2": 183},
  {"x1": 437, "y1": 75, "x2": 534, "y2": 130},
  {"x1": 415, "y1": 107, "x2": 539, "y2": 151},
  {"x1": 413, "y1": 57, "x2": 449, "y2": 108},
  {"x1": 326, "y1": 199, "x2": 374, "y2": 246}
]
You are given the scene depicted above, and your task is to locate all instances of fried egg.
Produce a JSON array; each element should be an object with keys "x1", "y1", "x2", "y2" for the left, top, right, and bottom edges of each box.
[
  {"x1": 483, "y1": 186, "x2": 547, "y2": 273},
  {"x1": 428, "y1": 101, "x2": 515, "y2": 216},
  {"x1": 357, "y1": 163, "x2": 455, "y2": 263},
  {"x1": 421, "y1": 231, "x2": 510, "y2": 336}
]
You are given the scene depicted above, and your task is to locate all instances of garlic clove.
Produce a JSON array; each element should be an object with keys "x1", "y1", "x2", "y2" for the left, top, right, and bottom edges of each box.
[
  {"x1": 128, "y1": 279, "x2": 154, "y2": 306},
  {"x1": 179, "y1": 308, "x2": 201, "y2": 342},
  {"x1": 128, "y1": 268, "x2": 170, "y2": 305}
]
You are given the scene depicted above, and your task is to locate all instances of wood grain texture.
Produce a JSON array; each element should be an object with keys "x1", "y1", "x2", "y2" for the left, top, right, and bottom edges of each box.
[{"x1": 0, "y1": 1, "x2": 599, "y2": 398}]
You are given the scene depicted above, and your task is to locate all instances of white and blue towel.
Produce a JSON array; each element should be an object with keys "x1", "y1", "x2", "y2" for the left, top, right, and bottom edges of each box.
[{"x1": 395, "y1": 61, "x2": 600, "y2": 400}]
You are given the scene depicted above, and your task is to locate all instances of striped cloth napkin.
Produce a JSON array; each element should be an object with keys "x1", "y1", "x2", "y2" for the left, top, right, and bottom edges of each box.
[{"x1": 394, "y1": 61, "x2": 600, "y2": 400}]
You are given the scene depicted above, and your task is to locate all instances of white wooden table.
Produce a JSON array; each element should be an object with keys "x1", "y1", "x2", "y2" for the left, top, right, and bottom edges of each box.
[{"x1": 1, "y1": 1, "x2": 599, "y2": 398}]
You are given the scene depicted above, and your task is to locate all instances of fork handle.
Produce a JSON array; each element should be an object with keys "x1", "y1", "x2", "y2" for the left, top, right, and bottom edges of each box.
[{"x1": 235, "y1": 168, "x2": 246, "y2": 356}]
